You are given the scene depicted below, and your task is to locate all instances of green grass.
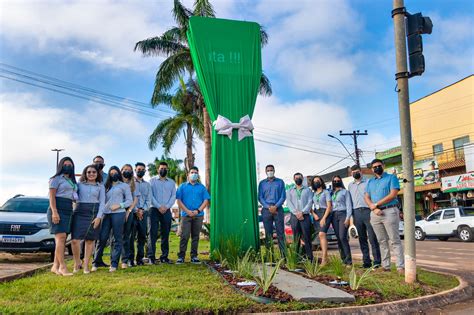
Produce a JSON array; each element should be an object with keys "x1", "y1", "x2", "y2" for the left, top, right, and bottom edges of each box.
[{"x1": 0, "y1": 235, "x2": 459, "y2": 313}]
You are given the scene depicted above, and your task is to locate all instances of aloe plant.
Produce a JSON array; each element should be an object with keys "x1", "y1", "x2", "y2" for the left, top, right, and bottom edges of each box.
[
  {"x1": 302, "y1": 254, "x2": 323, "y2": 277},
  {"x1": 284, "y1": 242, "x2": 300, "y2": 271},
  {"x1": 328, "y1": 255, "x2": 346, "y2": 278},
  {"x1": 235, "y1": 249, "x2": 255, "y2": 279},
  {"x1": 252, "y1": 251, "x2": 283, "y2": 294},
  {"x1": 349, "y1": 265, "x2": 374, "y2": 290}
]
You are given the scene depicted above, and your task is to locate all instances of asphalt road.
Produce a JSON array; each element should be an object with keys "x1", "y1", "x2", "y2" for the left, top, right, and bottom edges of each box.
[{"x1": 339, "y1": 237, "x2": 474, "y2": 314}]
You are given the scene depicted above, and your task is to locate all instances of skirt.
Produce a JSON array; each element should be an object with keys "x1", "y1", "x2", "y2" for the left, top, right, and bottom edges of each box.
[
  {"x1": 47, "y1": 197, "x2": 73, "y2": 234},
  {"x1": 71, "y1": 202, "x2": 101, "y2": 240}
]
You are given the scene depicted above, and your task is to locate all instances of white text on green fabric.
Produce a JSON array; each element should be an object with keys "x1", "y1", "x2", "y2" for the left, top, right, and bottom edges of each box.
[{"x1": 208, "y1": 51, "x2": 241, "y2": 63}]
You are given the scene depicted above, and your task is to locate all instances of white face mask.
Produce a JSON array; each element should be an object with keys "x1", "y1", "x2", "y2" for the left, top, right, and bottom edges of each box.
[{"x1": 266, "y1": 171, "x2": 274, "y2": 178}]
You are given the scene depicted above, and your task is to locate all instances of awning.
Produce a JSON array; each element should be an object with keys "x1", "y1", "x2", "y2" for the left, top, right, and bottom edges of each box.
[{"x1": 398, "y1": 182, "x2": 441, "y2": 195}]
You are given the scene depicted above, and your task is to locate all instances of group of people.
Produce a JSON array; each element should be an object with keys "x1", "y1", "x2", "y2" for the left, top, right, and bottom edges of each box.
[
  {"x1": 48, "y1": 155, "x2": 210, "y2": 275},
  {"x1": 258, "y1": 159, "x2": 405, "y2": 273}
]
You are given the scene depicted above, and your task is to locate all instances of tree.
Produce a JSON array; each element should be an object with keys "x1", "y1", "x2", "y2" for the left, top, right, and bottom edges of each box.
[
  {"x1": 148, "y1": 77, "x2": 204, "y2": 171},
  {"x1": 148, "y1": 155, "x2": 187, "y2": 186},
  {"x1": 135, "y1": 0, "x2": 272, "y2": 192}
]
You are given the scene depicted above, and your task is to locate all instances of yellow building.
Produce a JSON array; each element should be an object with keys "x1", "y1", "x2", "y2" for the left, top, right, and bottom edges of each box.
[{"x1": 411, "y1": 75, "x2": 473, "y2": 174}]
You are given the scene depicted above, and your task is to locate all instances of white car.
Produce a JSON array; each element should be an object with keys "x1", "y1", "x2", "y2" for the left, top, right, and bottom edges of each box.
[
  {"x1": 415, "y1": 207, "x2": 474, "y2": 242},
  {"x1": 0, "y1": 195, "x2": 71, "y2": 260}
]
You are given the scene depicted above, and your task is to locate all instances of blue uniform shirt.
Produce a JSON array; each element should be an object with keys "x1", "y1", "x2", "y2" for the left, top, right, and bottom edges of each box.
[
  {"x1": 365, "y1": 172, "x2": 400, "y2": 207},
  {"x1": 103, "y1": 182, "x2": 133, "y2": 215},
  {"x1": 135, "y1": 178, "x2": 152, "y2": 210},
  {"x1": 77, "y1": 182, "x2": 106, "y2": 218},
  {"x1": 331, "y1": 189, "x2": 353, "y2": 219},
  {"x1": 313, "y1": 189, "x2": 332, "y2": 210},
  {"x1": 149, "y1": 176, "x2": 176, "y2": 210},
  {"x1": 258, "y1": 177, "x2": 286, "y2": 208},
  {"x1": 49, "y1": 175, "x2": 77, "y2": 200},
  {"x1": 176, "y1": 181, "x2": 210, "y2": 217}
]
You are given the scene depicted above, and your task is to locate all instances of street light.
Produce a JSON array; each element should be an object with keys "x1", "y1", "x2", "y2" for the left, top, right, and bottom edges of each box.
[
  {"x1": 51, "y1": 149, "x2": 64, "y2": 167},
  {"x1": 327, "y1": 134, "x2": 357, "y2": 164}
]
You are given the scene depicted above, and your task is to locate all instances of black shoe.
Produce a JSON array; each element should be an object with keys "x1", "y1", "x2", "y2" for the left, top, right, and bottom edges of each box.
[
  {"x1": 191, "y1": 257, "x2": 201, "y2": 264},
  {"x1": 176, "y1": 258, "x2": 185, "y2": 264},
  {"x1": 160, "y1": 258, "x2": 173, "y2": 264},
  {"x1": 95, "y1": 261, "x2": 110, "y2": 268},
  {"x1": 136, "y1": 260, "x2": 144, "y2": 266},
  {"x1": 363, "y1": 263, "x2": 372, "y2": 269}
]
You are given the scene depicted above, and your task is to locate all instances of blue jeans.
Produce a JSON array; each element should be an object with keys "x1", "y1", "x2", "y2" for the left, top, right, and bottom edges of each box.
[
  {"x1": 147, "y1": 208, "x2": 172, "y2": 261},
  {"x1": 122, "y1": 212, "x2": 135, "y2": 263},
  {"x1": 262, "y1": 207, "x2": 286, "y2": 255},
  {"x1": 93, "y1": 212, "x2": 125, "y2": 268}
]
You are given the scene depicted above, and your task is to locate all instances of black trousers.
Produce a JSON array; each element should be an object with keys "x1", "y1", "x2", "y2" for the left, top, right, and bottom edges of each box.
[
  {"x1": 290, "y1": 213, "x2": 313, "y2": 260},
  {"x1": 147, "y1": 208, "x2": 172, "y2": 261},
  {"x1": 331, "y1": 211, "x2": 352, "y2": 265},
  {"x1": 353, "y1": 207, "x2": 381, "y2": 266}
]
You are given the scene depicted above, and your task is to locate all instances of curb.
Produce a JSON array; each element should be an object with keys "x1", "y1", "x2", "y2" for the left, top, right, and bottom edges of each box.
[
  {"x1": 251, "y1": 268, "x2": 472, "y2": 315},
  {"x1": 0, "y1": 263, "x2": 53, "y2": 283}
]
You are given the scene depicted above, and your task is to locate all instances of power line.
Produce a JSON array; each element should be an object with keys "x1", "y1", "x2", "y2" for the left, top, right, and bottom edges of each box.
[
  {"x1": 315, "y1": 154, "x2": 352, "y2": 175},
  {"x1": 254, "y1": 139, "x2": 350, "y2": 158}
]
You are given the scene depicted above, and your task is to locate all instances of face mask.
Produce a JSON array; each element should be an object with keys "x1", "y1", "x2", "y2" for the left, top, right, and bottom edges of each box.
[
  {"x1": 353, "y1": 172, "x2": 361, "y2": 180},
  {"x1": 333, "y1": 181, "x2": 343, "y2": 188},
  {"x1": 295, "y1": 178, "x2": 303, "y2": 186},
  {"x1": 122, "y1": 171, "x2": 133, "y2": 179},
  {"x1": 312, "y1": 182, "x2": 321, "y2": 190},
  {"x1": 189, "y1": 173, "x2": 199, "y2": 181},
  {"x1": 266, "y1": 171, "x2": 274, "y2": 178},
  {"x1": 159, "y1": 169, "x2": 168, "y2": 177},
  {"x1": 373, "y1": 165, "x2": 384, "y2": 175},
  {"x1": 62, "y1": 165, "x2": 74, "y2": 175},
  {"x1": 95, "y1": 163, "x2": 104, "y2": 171},
  {"x1": 111, "y1": 173, "x2": 120, "y2": 182},
  {"x1": 136, "y1": 170, "x2": 146, "y2": 178}
]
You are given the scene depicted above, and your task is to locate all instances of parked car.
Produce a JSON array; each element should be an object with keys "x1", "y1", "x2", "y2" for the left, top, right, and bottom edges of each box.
[
  {"x1": 0, "y1": 195, "x2": 71, "y2": 261},
  {"x1": 398, "y1": 214, "x2": 423, "y2": 239},
  {"x1": 415, "y1": 207, "x2": 474, "y2": 242}
]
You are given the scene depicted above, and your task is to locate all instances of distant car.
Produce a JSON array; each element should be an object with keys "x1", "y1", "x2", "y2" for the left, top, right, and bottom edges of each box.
[
  {"x1": 399, "y1": 214, "x2": 423, "y2": 239},
  {"x1": 0, "y1": 195, "x2": 71, "y2": 261},
  {"x1": 415, "y1": 207, "x2": 474, "y2": 242}
]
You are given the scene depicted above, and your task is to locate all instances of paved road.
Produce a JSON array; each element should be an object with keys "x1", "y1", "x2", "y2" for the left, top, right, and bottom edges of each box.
[{"x1": 336, "y1": 237, "x2": 474, "y2": 314}]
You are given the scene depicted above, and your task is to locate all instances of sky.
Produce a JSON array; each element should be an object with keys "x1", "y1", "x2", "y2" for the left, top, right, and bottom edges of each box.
[{"x1": 0, "y1": 0, "x2": 473, "y2": 204}]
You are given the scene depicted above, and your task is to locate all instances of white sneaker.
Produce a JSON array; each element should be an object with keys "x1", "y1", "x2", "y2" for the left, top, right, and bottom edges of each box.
[
  {"x1": 121, "y1": 263, "x2": 128, "y2": 269},
  {"x1": 91, "y1": 266, "x2": 98, "y2": 272},
  {"x1": 109, "y1": 267, "x2": 117, "y2": 273},
  {"x1": 83, "y1": 269, "x2": 90, "y2": 274}
]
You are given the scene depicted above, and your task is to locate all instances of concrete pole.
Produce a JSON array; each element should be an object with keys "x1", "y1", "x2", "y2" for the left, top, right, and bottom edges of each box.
[{"x1": 392, "y1": 0, "x2": 416, "y2": 283}]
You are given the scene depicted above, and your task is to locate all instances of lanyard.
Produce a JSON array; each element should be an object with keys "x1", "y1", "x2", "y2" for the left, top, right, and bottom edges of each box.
[
  {"x1": 296, "y1": 187, "x2": 303, "y2": 200},
  {"x1": 64, "y1": 177, "x2": 77, "y2": 190},
  {"x1": 332, "y1": 190, "x2": 340, "y2": 202},
  {"x1": 315, "y1": 191, "x2": 323, "y2": 203}
]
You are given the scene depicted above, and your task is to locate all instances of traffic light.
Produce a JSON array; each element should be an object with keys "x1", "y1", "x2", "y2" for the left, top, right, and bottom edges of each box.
[{"x1": 406, "y1": 13, "x2": 433, "y2": 77}]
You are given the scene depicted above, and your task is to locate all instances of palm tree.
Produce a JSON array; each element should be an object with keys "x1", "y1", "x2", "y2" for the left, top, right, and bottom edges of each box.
[
  {"x1": 135, "y1": 0, "x2": 272, "y2": 191},
  {"x1": 148, "y1": 155, "x2": 187, "y2": 185},
  {"x1": 148, "y1": 77, "x2": 204, "y2": 171}
]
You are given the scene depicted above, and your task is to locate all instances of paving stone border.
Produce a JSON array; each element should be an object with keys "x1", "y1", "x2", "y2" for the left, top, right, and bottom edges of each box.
[
  {"x1": 251, "y1": 268, "x2": 472, "y2": 315},
  {"x1": 0, "y1": 263, "x2": 52, "y2": 283}
]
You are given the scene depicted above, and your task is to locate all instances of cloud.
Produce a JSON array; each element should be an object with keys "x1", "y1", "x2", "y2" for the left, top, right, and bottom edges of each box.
[
  {"x1": 252, "y1": 95, "x2": 354, "y2": 182},
  {"x1": 0, "y1": 0, "x2": 171, "y2": 70},
  {"x1": 0, "y1": 92, "x2": 151, "y2": 203}
]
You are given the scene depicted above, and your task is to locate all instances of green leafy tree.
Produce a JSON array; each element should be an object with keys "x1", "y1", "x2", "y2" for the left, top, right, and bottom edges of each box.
[
  {"x1": 148, "y1": 77, "x2": 204, "y2": 170},
  {"x1": 135, "y1": 0, "x2": 272, "y2": 192},
  {"x1": 148, "y1": 155, "x2": 187, "y2": 185}
]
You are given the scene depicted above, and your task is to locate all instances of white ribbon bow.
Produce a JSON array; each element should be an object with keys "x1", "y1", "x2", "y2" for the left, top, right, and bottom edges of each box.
[{"x1": 213, "y1": 114, "x2": 254, "y2": 141}]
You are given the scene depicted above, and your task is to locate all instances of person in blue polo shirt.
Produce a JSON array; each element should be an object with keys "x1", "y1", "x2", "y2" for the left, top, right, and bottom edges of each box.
[
  {"x1": 365, "y1": 158, "x2": 404, "y2": 273},
  {"x1": 176, "y1": 166, "x2": 210, "y2": 264},
  {"x1": 258, "y1": 164, "x2": 286, "y2": 255}
]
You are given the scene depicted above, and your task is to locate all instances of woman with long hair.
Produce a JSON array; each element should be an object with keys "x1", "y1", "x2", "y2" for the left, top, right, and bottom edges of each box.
[
  {"x1": 330, "y1": 175, "x2": 353, "y2": 265},
  {"x1": 120, "y1": 164, "x2": 139, "y2": 268},
  {"x1": 48, "y1": 157, "x2": 77, "y2": 276},
  {"x1": 92, "y1": 166, "x2": 132, "y2": 272},
  {"x1": 311, "y1": 175, "x2": 332, "y2": 266},
  {"x1": 70, "y1": 165, "x2": 104, "y2": 274}
]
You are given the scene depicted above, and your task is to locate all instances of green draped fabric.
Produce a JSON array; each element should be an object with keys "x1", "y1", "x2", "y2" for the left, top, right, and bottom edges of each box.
[{"x1": 187, "y1": 16, "x2": 261, "y2": 251}]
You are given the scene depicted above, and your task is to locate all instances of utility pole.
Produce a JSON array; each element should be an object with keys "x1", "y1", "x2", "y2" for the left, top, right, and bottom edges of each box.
[
  {"x1": 338, "y1": 130, "x2": 368, "y2": 167},
  {"x1": 51, "y1": 149, "x2": 64, "y2": 168},
  {"x1": 392, "y1": 0, "x2": 416, "y2": 284}
]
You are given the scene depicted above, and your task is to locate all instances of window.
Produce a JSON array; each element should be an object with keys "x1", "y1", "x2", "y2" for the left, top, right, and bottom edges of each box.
[
  {"x1": 0, "y1": 198, "x2": 49, "y2": 213},
  {"x1": 427, "y1": 211, "x2": 442, "y2": 221},
  {"x1": 443, "y1": 210, "x2": 455, "y2": 219},
  {"x1": 453, "y1": 136, "x2": 470, "y2": 159},
  {"x1": 432, "y1": 143, "x2": 443, "y2": 155}
]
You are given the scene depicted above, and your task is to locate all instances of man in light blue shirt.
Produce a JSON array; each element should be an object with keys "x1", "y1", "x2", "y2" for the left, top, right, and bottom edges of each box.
[
  {"x1": 286, "y1": 172, "x2": 313, "y2": 260},
  {"x1": 365, "y1": 159, "x2": 404, "y2": 272},
  {"x1": 258, "y1": 164, "x2": 286, "y2": 255},
  {"x1": 176, "y1": 166, "x2": 210, "y2": 264},
  {"x1": 148, "y1": 161, "x2": 176, "y2": 264},
  {"x1": 348, "y1": 164, "x2": 381, "y2": 268},
  {"x1": 132, "y1": 162, "x2": 152, "y2": 265}
]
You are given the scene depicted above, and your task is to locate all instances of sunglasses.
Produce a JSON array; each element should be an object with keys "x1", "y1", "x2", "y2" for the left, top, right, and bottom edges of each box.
[{"x1": 87, "y1": 171, "x2": 97, "y2": 174}]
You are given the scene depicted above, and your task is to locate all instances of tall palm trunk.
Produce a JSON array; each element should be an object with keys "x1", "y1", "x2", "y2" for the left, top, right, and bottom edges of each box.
[
  {"x1": 185, "y1": 122, "x2": 195, "y2": 172},
  {"x1": 203, "y1": 106, "x2": 212, "y2": 222}
]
